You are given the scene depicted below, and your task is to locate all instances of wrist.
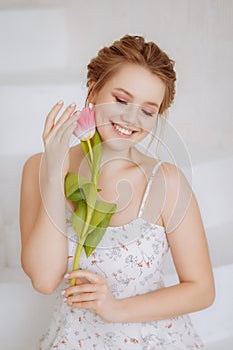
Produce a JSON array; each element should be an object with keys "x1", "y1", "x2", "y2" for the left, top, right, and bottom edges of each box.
[{"x1": 114, "y1": 298, "x2": 128, "y2": 323}]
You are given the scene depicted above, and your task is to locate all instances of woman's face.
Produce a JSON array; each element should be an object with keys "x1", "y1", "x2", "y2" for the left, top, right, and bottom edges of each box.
[{"x1": 92, "y1": 63, "x2": 166, "y2": 151}]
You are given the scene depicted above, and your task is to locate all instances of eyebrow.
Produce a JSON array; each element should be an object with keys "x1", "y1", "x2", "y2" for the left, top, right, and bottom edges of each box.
[{"x1": 114, "y1": 88, "x2": 159, "y2": 109}]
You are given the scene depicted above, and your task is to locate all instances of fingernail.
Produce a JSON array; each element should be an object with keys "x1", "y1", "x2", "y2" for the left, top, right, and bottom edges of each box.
[
  {"x1": 70, "y1": 102, "x2": 76, "y2": 107},
  {"x1": 64, "y1": 273, "x2": 70, "y2": 279},
  {"x1": 61, "y1": 290, "x2": 66, "y2": 296},
  {"x1": 57, "y1": 99, "x2": 63, "y2": 105},
  {"x1": 63, "y1": 297, "x2": 67, "y2": 302}
]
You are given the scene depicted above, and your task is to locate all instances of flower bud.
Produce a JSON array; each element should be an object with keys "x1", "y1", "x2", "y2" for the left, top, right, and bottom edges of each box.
[{"x1": 73, "y1": 107, "x2": 96, "y2": 141}]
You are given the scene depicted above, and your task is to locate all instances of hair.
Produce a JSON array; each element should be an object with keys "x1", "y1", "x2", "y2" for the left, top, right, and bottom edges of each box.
[{"x1": 86, "y1": 34, "x2": 176, "y2": 156}]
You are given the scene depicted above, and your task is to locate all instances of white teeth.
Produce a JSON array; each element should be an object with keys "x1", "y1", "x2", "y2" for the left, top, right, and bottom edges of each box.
[{"x1": 113, "y1": 123, "x2": 133, "y2": 135}]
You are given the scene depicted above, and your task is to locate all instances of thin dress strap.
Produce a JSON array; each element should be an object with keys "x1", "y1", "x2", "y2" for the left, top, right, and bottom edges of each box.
[{"x1": 138, "y1": 160, "x2": 163, "y2": 218}]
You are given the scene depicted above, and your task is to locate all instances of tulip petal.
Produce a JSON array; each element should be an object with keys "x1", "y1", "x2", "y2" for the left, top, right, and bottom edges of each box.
[{"x1": 73, "y1": 107, "x2": 96, "y2": 141}]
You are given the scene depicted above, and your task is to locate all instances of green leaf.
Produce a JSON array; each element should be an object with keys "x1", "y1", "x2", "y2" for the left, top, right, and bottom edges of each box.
[
  {"x1": 66, "y1": 188, "x2": 84, "y2": 202},
  {"x1": 95, "y1": 200, "x2": 117, "y2": 214},
  {"x1": 86, "y1": 200, "x2": 117, "y2": 235},
  {"x1": 71, "y1": 201, "x2": 87, "y2": 243},
  {"x1": 83, "y1": 211, "x2": 115, "y2": 257},
  {"x1": 81, "y1": 182, "x2": 97, "y2": 210},
  {"x1": 65, "y1": 172, "x2": 90, "y2": 199},
  {"x1": 92, "y1": 129, "x2": 102, "y2": 148}
]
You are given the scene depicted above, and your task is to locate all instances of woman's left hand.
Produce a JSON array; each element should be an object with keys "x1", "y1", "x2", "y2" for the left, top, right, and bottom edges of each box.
[{"x1": 63, "y1": 269, "x2": 123, "y2": 323}]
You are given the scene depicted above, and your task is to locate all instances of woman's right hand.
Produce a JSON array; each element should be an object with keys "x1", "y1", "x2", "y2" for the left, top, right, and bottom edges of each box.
[{"x1": 41, "y1": 100, "x2": 80, "y2": 182}]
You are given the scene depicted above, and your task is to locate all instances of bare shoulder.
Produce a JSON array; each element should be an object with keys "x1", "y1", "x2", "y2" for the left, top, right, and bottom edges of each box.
[
  {"x1": 23, "y1": 152, "x2": 43, "y2": 169},
  {"x1": 160, "y1": 161, "x2": 191, "y2": 190},
  {"x1": 160, "y1": 160, "x2": 184, "y2": 176},
  {"x1": 158, "y1": 161, "x2": 194, "y2": 233}
]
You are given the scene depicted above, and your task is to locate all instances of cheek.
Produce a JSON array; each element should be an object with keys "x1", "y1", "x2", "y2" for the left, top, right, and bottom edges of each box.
[
  {"x1": 94, "y1": 103, "x2": 119, "y2": 126},
  {"x1": 140, "y1": 118, "x2": 157, "y2": 135}
]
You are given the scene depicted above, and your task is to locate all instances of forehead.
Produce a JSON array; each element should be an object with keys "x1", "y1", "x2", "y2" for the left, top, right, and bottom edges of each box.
[{"x1": 104, "y1": 63, "x2": 166, "y2": 103}]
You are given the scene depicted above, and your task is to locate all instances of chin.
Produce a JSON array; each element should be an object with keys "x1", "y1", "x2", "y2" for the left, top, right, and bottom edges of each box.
[{"x1": 101, "y1": 137, "x2": 135, "y2": 153}]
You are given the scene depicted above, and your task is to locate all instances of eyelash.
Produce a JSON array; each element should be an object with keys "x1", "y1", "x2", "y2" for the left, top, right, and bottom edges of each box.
[
  {"x1": 115, "y1": 96, "x2": 127, "y2": 105},
  {"x1": 115, "y1": 97, "x2": 155, "y2": 117}
]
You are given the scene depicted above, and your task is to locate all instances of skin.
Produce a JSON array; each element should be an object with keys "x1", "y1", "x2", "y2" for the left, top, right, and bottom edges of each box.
[{"x1": 20, "y1": 63, "x2": 215, "y2": 323}]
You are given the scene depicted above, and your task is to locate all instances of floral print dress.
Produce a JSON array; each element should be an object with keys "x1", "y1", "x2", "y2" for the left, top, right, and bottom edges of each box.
[{"x1": 39, "y1": 161, "x2": 205, "y2": 350}]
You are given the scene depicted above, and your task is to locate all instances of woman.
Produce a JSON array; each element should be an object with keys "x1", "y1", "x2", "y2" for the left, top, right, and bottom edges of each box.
[{"x1": 20, "y1": 35, "x2": 215, "y2": 349}]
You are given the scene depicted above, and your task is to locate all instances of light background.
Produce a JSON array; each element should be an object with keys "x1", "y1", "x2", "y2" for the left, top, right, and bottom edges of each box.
[
  {"x1": 0, "y1": 1, "x2": 233, "y2": 349},
  {"x1": 0, "y1": 0, "x2": 232, "y2": 163}
]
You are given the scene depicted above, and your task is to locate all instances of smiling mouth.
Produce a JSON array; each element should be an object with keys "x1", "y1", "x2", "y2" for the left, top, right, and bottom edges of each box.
[{"x1": 110, "y1": 121, "x2": 138, "y2": 137}]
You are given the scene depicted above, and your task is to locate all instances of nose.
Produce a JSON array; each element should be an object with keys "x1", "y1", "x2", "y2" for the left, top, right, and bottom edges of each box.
[{"x1": 121, "y1": 102, "x2": 140, "y2": 125}]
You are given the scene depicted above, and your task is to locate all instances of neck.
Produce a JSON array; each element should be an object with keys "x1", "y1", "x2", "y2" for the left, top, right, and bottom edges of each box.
[{"x1": 100, "y1": 144, "x2": 134, "y2": 171}]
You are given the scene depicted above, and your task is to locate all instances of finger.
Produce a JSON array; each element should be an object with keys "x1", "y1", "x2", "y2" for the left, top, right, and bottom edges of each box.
[
  {"x1": 44, "y1": 111, "x2": 79, "y2": 147},
  {"x1": 68, "y1": 291, "x2": 98, "y2": 304},
  {"x1": 43, "y1": 100, "x2": 64, "y2": 139},
  {"x1": 75, "y1": 277, "x2": 85, "y2": 285},
  {"x1": 52, "y1": 102, "x2": 77, "y2": 131},
  {"x1": 70, "y1": 300, "x2": 96, "y2": 310},
  {"x1": 43, "y1": 102, "x2": 76, "y2": 142},
  {"x1": 67, "y1": 269, "x2": 104, "y2": 284},
  {"x1": 65, "y1": 283, "x2": 98, "y2": 297},
  {"x1": 57, "y1": 111, "x2": 80, "y2": 139},
  {"x1": 60, "y1": 113, "x2": 81, "y2": 144}
]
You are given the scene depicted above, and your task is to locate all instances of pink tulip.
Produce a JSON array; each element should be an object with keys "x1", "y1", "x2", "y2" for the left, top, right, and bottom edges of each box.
[{"x1": 73, "y1": 107, "x2": 96, "y2": 141}]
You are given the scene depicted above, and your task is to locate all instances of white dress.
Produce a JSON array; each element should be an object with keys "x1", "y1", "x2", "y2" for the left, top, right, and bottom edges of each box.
[{"x1": 39, "y1": 161, "x2": 205, "y2": 350}]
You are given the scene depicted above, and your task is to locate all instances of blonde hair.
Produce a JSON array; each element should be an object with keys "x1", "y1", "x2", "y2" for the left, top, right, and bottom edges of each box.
[{"x1": 86, "y1": 34, "x2": 176, "y2": 156}]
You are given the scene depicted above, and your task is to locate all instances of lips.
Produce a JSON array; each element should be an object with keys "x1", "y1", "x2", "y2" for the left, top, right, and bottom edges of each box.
[{"x1": 110, "y1": 121, "x2": 138, "y2": 137}]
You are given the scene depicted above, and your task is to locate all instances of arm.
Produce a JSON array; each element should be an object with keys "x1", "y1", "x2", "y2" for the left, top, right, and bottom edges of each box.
[
  {"x1": 20, "y1": 153, "x2": 68, "y2": 294},
  {"x1": 118, "y1": 162, "x2": 215, "y2": 322},
  {"x1": 20, "y1": 101, "x2": 79, "y2": 294}
]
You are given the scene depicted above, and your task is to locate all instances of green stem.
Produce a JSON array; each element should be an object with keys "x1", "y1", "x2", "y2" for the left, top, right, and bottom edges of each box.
[
  {"x1": 86, "y1": 138, "x2": 93, "y2": 163},
  {"x1": 70, "y1": 242, "x2": 83, "y2": 287},
  {"x1": 91, "y1": 168, "x2": 98, "y2": 187},
  {"x1": 70, "y1": 206, "x2": 94, "y2": 287}
]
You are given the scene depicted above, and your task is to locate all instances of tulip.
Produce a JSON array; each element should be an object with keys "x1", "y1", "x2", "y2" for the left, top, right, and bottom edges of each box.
[
  {"x1": 73, "y1": 107, "x2": 96, "y2": 141},
  {"x1": 73, "y1": 107, "x2": 96, "y2": 162},
  {"x1": 65, "y1": 106, "x2": 117, "y2": 287}
]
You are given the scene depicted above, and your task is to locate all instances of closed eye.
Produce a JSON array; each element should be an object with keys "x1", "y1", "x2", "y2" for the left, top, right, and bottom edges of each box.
[
  {"x1": 115, "y1": 96, "x2": 128, "y2": 105},
  {"x1": 142, "y1": 109, "x2": 154, "y2": 117},
  {"x1": 115, "y1": 95, "x2": 157, "y2": 117}
]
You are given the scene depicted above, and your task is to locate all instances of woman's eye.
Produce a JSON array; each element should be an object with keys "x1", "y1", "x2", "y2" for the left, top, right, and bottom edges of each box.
[
  {"x1": 115, "y1": 96, "x2": 128, "y2": 105},
  {"x1": 142, "y1": 109, "x2": 154, "y2": 117}
]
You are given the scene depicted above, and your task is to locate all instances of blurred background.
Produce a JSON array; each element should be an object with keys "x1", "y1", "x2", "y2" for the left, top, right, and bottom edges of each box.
[{"x1": 0, "y1": 1, "x2": 232, "y2": 349}]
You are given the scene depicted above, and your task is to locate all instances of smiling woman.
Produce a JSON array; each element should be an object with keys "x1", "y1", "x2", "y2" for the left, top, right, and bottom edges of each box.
[
  {"x1": 19, "y1": 34, "x2": 215, "y2": 350},
  {"x1": 91, "y1": 63, "x2": 166, "y2": 157}
]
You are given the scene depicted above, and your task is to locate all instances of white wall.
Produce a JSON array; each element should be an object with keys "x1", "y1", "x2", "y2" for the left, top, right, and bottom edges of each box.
[{"x1": 0, "y1": 0, "x2": 232, "y2": 163}]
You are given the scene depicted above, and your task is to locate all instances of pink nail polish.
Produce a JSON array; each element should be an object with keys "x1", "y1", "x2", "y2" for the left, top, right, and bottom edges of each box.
[
  {"x1": 57, "y1": 99, "x2": 63, "y2": 105},
  {"x1": 64, "y1": 273, "x2": 70, "y2": 279}
]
